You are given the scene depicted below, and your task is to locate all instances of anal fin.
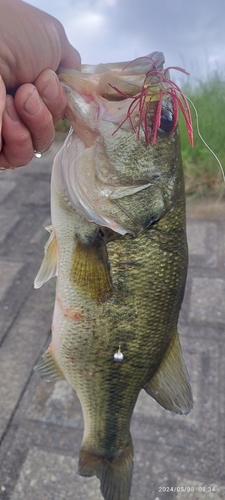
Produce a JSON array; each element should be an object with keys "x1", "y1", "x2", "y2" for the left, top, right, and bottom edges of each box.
[
  {"x1": 34, "y1": 345, "x2": 65, "y2": 382},
  {"x1": 144, "y1": 330, "x2": 193, "y2": 414},
  {"x1": 72, "y1": 235, "x2": 112, "y2": 302}
]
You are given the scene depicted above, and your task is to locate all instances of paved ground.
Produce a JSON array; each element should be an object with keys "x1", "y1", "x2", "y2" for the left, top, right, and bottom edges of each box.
[{"x1": 0, "y1": 138, "x2": 224, "y2": 500}]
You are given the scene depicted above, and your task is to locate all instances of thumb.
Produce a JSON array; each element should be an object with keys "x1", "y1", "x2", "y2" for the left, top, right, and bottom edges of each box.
[{"x1": 60, "y1": 41, "x2": 81, "y2": 71}]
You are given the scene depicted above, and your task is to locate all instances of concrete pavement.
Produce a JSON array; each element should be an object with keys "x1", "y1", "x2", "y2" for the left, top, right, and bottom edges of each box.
[{"x1": 0, "y1": 139, "x2": 225, "y2": 499}]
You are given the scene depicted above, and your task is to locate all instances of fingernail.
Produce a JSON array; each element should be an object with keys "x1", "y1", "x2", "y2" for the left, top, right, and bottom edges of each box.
[
  {"x1": 41, "y1": 73, "x2": 59, "y2": 101},
  {"x1": 24, "y1": 88, "x2": 42, "y2": 115},
  {"x1": 6, "y1": 96, "x2": 20, "y2": 123}
]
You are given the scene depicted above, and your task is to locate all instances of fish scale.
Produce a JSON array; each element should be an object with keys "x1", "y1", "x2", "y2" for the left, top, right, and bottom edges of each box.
[{"x1": 34, "y1": 51, "x2": 193, "y2": 500}]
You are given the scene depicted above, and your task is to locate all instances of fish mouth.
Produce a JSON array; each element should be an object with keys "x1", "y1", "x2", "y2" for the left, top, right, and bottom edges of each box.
[
  {"x1": 58, "y1": 52, "x2": 165, "y2": 103},
  {"x1": 59, "y1": 50, "x2": 193, "y2": 147}
]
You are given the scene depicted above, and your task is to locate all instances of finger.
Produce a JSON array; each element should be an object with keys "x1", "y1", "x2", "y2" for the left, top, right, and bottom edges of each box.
[
  {"x1": 0, "y1": 95, "x2": 34, "y2": 168},
  {"x1": 34, "y1": 69, "x2": 67, "y2": 125},
  {"x1": 0, "y1": 76, "x2": 6, "y2": 151},
  {"x1": 14, "y1": 84, "x2": 55, "y2": 154}
]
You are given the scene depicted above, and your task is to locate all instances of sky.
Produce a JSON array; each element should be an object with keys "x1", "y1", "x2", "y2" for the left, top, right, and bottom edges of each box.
[{"x1": 29, "y1": 0, "x2": 225, "y2": 83}]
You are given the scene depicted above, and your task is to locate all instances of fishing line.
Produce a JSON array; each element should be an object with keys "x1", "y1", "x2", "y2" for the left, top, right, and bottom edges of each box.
[{"x1": 182, "y1": 93, "x2": 225, "y2": 183}]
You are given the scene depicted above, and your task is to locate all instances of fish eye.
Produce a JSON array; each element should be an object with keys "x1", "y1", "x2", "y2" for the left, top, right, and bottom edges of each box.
[{"x1": 158, "y1": 107, "x2": 174, "y2": 136}]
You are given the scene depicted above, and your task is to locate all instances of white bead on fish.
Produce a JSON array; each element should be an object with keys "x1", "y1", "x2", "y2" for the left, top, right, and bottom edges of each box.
[
  {"x1": 34, "y1": 152, "x2": 42, "y2": 159},
  {"x1": 114, "y1": 345, "x2": 124, "y2": 362}
]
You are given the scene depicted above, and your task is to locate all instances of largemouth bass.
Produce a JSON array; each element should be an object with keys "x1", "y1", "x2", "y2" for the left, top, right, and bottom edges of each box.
[{"x1": 34, "y1": 51, "x2": 193, "y2": 500}]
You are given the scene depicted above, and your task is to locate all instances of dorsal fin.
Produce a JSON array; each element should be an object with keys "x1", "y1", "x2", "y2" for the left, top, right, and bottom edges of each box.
[
  {"x1": 144, "y1": 330, "x2": 193, "y2": 415},
  {"x1": 34, "y1": 227, "x2": 58, "y2": 289}
]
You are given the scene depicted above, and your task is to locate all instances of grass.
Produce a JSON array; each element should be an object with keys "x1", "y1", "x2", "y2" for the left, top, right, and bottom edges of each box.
[
  {"x1": 179, "y1": 71, "x2": 225, "y2": 199},
  {"x1": 55, "y1": 119, "x2": 70, "y2": 137},
  {"x1": 55, "y1": 72, "x2": 225, "y2": 199}
]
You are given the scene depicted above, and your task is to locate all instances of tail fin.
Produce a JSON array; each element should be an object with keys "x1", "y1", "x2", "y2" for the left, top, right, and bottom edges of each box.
[{"x1": 78, "y1": 438, "x2": 133, "y2": 500}]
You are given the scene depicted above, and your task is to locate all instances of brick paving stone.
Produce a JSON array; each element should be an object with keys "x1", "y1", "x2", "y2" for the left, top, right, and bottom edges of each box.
[
  {"x1": 190, "y1": 277, "x2": 225, "y2": 323},
  {"x1": 187, "y1": 221, "x2": 218, "y2": 268},
  {"x1": 24, "y1": 380, "x2": 83, "y2": 428},
  {"x1": 25, "y1": 180, "x2": 51, "y2": 205},
  {"x1": 0, "y1": 180, "x2": 17, "y2": 202},
  {"x1": 10, "y1": 448, "x2": 103, "y2": 500},
  {"x1": 0, "y1": 215, "x2": 20, "y2": 244},
  {"x1": 187, "y1": 222, "x2": 208, "y2": 256},
  {"x1": 30, "y1": 217, "x2": 51, "y2": 244},
  {"x1": 0, "y1": 261, "x2": 23, "y2": 301},
  {"x1": 0, "y1": 283, "x2": 54, "y2": 441}
]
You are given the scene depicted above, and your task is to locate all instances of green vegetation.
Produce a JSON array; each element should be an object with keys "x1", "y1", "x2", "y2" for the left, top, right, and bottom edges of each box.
[
  {"x1": 55, "y1": 118, "x2": 70, "y2": 137},
  {"x1": 179, "y1": 72, "x2": 225, "y2": 198}
]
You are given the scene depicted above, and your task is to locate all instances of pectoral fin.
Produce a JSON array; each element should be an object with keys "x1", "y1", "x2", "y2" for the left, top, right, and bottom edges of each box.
[
  {"x1": 34, "y1": 345, "x2": 65, "y2": 382},
  {"x1": 72, "y1": 234, "x2": 112, "y2": 302},
  {"x1": 144, "y1": 330, "x2": 193, "y2": 414},
  {"x1": 34, "y1": 227, "x2": 58, "y2": 289}
]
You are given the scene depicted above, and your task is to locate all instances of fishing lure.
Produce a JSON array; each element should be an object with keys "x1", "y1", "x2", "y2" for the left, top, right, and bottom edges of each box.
[{"x1": 110, "y1": 54, "x2": 194, "y2": 146}]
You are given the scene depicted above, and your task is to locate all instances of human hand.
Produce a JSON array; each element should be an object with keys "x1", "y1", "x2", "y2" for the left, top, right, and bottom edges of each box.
[
  {"x1": 0, "y1": 0, "x2": 81, "y2": 169},
  {"x1": 0, "y1": 69, "x2": 73, "y2": 168}
]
